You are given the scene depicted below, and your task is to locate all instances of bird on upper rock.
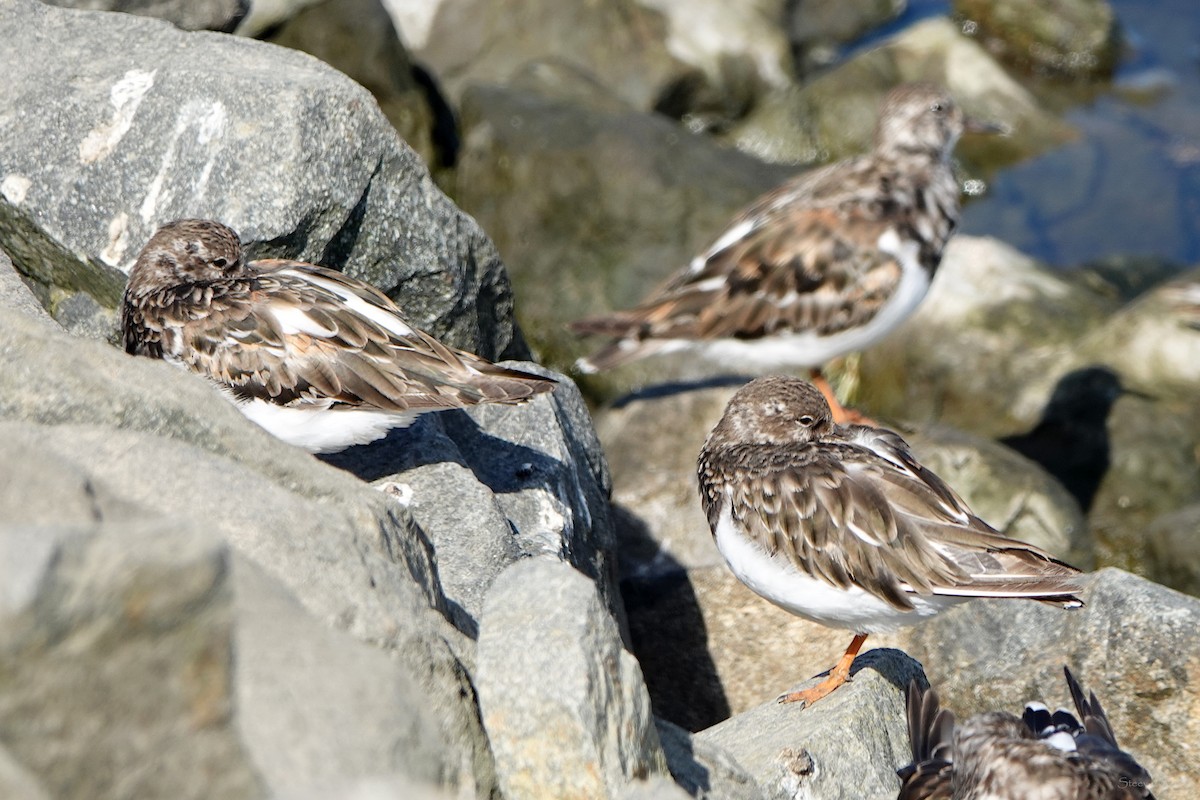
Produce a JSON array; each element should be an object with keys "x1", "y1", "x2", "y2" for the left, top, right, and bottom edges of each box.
[{"x1": 572, "y1": 83, "x2": 999, "y2": 423}]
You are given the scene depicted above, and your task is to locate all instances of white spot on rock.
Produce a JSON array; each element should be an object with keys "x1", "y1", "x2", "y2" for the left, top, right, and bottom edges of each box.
[
  {"x1": 79, "y1": 69, "x2": 156, "y2": 164},
  {"x1": 101, "y1": 212, "x2": 131, "y2": 268},
  {"x1": 1, "y1": 174, "x2": 31, "y2": 205},
  {"x1": 378, "y1": 481, "x2": 414, "y2": 506}
]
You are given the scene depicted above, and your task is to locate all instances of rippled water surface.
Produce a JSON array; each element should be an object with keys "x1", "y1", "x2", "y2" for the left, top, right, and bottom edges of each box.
[{"x1": 863, "y1": 0, "x2": 1200, "y2": 270}]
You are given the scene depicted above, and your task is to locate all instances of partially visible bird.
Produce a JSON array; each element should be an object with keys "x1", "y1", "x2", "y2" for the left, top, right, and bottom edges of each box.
[
  {"x1": 122, "y1": 219, "x2": 555, "y2": 453},
  {"x1": 573, "y1": 83, "x2": 998, "y2": 423},
  {"x1": 898, "y1": 668, "x2": 1155, "y2": 800},
  {"x1": 697, "y1": 376, "x2": 1083, "y2": 708}
]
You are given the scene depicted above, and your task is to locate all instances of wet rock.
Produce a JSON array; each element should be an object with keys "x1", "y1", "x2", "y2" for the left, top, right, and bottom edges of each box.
[
  {"x1": 899, "y1": 568, "x2": 1200, "y2": 796},
  {"x1": 263, "y1": 0, "x2": 439, "y2": 168},
  {"x1": 40, "y1": 0, "x2": 248, "y2": 31},
  {"x1": 475, "y1": 558, "x2": 669, "y2": 800},
  {"x1": 1144, "y1": 505, "x2": 1200, "y2": 597},
  {"x1": 382, "y1": 0, "x2": 689, "y2": 112},
  {"x1": 788, "y1": 0, "x2": 907, "y2": 74},
  {"x1": 724, "y1": 17, "x2": 1072, "y2": 167},
  {"x1": 454, "y1": 82, "x2": 791, "y2": 392},
  {"x1": 953, "y1": 0, "x2": 1120, "y2": 80},
  {"x1": 698, "y1": 649, "x2": 924, "y2": 800},
  {"x1": 0, "y1": 0, "x2": 524, "y2": 360}
]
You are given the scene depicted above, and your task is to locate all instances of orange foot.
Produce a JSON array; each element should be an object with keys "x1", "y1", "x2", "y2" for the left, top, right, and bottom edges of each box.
[
  {"x1": 778, "y1": 633, "x2": 868, "y2": 708},
  {"x1": 808, "y1": 370, "x2": 877, "y2": 427}
]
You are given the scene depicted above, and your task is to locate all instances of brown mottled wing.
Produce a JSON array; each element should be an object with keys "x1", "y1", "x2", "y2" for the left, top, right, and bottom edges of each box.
[
  {"x1": 701, "y1": 432, "x2": 1082, "y2": 611},
  {"x1": 575, "y1": 158, "x2": 904, "y2": 342},
  {"x1": 152, "y1": 260, "x2": 553, "y2": 411}
]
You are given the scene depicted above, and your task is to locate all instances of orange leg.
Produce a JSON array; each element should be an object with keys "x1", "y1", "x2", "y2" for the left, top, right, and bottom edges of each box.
[
  {"x1": 778, "y1": 633, "x2": 868, "y2": 708},
  {"x1": 809, "y1": 369, "x2": 876, "y2": 427}
]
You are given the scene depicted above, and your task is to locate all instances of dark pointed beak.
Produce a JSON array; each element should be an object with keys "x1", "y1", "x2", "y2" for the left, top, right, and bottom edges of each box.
[{"x1": 964, "y1": 116, "x2": 1010, "y2": 136}]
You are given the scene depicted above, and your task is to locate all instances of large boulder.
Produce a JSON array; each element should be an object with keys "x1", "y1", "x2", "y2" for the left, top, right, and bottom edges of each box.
[
  {"x1": 0, "y1": 0, "x2": 523, "y2": 361},
  {"x1": 953, "y1": 0, "x2": 1120, "y2": 79}
]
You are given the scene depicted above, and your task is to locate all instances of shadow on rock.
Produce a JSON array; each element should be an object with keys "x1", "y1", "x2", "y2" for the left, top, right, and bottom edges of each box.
[
  {"x1": 617, "y1": 505, "x2": 732, "y2": 732},
  {"x1": 610, "y1": 374, "x2": 757, "y2": 410},
  {"x1": 1001, "y1": 366, "x2": 1125, "y2": 512}
]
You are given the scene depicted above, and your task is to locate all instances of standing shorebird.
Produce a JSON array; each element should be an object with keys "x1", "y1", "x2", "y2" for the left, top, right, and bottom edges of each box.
[
  {"x1": 122, "y1": 219, "x2": 555, "y2": 453},
  {"x1": 898, "y1": 668, "x2": 1155, "y2": 799},
  {"x1": 573, "y1": 83, "x2": 996, "y2": 422},
  {"x1": 697, "y1": 376, "x2": 1083, "y2": 708}
]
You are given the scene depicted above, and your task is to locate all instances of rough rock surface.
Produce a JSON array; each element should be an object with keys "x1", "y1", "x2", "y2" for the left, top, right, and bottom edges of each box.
[
  {"x1": 0, "y1": 0, "x2": 523, "y2": 360},
  {"x1": 655, "y1": 718, "x2": 764, "y2": 800},
  {"x1": 263, "y1": 0, "x2": 439, "y2": 168},
  {"x1": 475, "y1": 559, "x2": 668, "y2": 800},
  {"x1": 900, "y1": 568, "x2": 1200, "y2": 796},
  {"x1": 954, "y1": 0, "x2": 1120, "y2": 79},
  {"x1": 0, "y1": 262, "x2": 611, "y2": 795},
  {"x1": 698, "y1": 650, "x2": 924, "y2": 800}
]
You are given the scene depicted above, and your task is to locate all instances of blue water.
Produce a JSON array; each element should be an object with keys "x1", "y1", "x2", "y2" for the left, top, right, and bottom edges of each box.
[{"x1": 858, "y1": 0, "x2": 1200, "y2": 269}]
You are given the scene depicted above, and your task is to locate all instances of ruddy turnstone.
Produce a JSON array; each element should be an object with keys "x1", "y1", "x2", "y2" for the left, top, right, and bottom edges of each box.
[
  {"x1": 898, "y1": 668, "x2": 1155, "y2": 799},
  {"x1": 572, "y1": 83, "x2": 996, "y2": 422},
  {"x1": 121, "y1": 219, "x2": 555, "y2": 453},
  {"x1": 696, "y1": 376, "x2": 1083, "y2": 708}
]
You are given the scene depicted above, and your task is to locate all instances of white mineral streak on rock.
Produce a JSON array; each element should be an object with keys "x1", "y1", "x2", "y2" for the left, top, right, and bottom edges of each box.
[{"x1": 79, "y1": 69, "x2": 156, "y2": 163}]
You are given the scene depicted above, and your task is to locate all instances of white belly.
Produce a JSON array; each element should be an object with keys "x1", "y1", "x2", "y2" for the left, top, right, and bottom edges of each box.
[
  {"x1": 236, "y1": 398, "x2": 416, "y2": 454},
  {"x1": 712, "y1": 502, "x2": 962, "y2": 633}
]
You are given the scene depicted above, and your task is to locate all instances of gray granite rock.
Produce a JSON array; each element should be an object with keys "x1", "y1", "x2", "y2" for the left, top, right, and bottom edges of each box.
[
  {"x1": 262, "y1": 0, "x2": 439, "y2": 169},
  {"x1": 619, "y1": 774, "x2": 697, "y2": 800},
  {"x1": 40, "y1": 0, "x2": 248, "y2": 31},
  {"x1": 476, "y1": 558, "x2": 669, "y2": 800},
  {"x1": 0, "y1": 292, "x2": 613, "y2": 794},
  {"x1": 0, "y1": 0, "x2": 524, "y2": 360},
  {"x1": 697, "y1": 649, "x2": 924, "y2": 800},
  {"x1": 953, "y1": 0, "x2": 1119, "y2": 79},
  {"x1": 899, "y1": 568, "x2": 1200, "y2": 796}
]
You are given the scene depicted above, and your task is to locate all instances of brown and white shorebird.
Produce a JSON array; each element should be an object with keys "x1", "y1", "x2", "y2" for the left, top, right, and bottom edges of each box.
[
  {"x1": 572, "y1": 83, "x2": 997, "y2": 422},
  {"x1": 121, "y1": 219, "x2": 555, "y2": 453},
  {"x1": 696, "y1": 376, "x2": 1083, "y2": 708},
  {"x1": 898, "y1": 668, "x2": 1155, "y2": 799}
]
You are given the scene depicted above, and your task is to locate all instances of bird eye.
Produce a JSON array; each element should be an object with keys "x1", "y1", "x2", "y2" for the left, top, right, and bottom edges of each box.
[
  {"x1": 798, "y1": 415, "x2": 815, "y2": 427},
  {"x1": 931, "y1": 101, "x2": 946, "y2": 114},
  {"x1": 212, "y1": 257, "x2": 228, "y2": 269}
]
